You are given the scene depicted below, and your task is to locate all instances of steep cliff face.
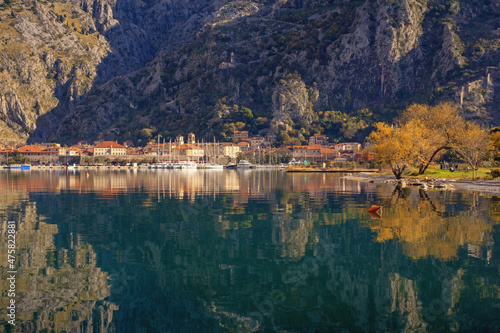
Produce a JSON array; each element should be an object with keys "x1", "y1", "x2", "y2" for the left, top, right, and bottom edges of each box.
[
  {"x1": 0, "y1": 0, "x2": 214, "y2": 144},
  {"x1": 0, "y1": 0, "x2": 498, "y2": 144},
  {"x1": 272, "y1": 73, "x2": 318, "y2": 128},
  {"x1": 72, "y1": 0, "x2": 213, "y2": 81},
  {"x1": 0, "y1": 0, "x2": 109, "y2": 144}
]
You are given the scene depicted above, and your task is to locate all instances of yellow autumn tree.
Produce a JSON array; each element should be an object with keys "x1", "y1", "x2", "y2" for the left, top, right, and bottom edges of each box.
[
  {"x1": 369, "y1": 122, "x2": 415, "y2": 179},
  {"x1": 397, "y1": 103, "x2": 463, "y2": 174},
  {"x1": 490, "y1": 130, "x2": 500, "y2": 162},
  {"x1": 491, "y1": 131, "x2": 500, "y2": 150},
  {"x1": 455, "y1": 121, "x2": 491, "y2": 180}
]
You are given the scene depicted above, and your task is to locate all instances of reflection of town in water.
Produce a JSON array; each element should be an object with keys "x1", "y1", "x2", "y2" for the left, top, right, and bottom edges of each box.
[
  {"x1": 0, "y1": 170, "x2": 499, "y2": 332},
  {"x1": 0, "y1": 169, "x2": 366, "y2": 199}
]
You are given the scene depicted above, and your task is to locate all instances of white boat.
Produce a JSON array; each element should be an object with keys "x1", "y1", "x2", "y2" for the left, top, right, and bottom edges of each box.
[
  {"x1": 237, "y1": 160, "x2": 252, "y2": 169},
  {"x1": 176, "y1": 161, "x2": 197, "y2": 170},
  {"x1": 204, "y1": 163, "x2": 224, "y2": 170},
  {"x1": 156, "y1": 162, "x2": 171, "y2": 169}
]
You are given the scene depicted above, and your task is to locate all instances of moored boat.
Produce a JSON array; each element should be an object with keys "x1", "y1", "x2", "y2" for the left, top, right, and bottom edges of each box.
[
  {"x1": 9, "y1": 164, "x2": 31, "y2": 170},
  {"x1": 237, "y1": 160, "x2": 252, "y2": 169},
  {"x1": 204, "y1": 163, "x2": 224, "y2": 170},
  {"x1": 176, "y1": 161, "x2": 197, "y2": 170}
]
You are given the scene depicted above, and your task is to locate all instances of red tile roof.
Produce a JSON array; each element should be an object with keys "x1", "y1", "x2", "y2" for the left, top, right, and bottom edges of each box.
[
  {"x1": 94, "y1": 141, "x2": 126, "y2": 149},
  {"x1": 320, "y1": 148, "x2": 338, "y2": 154},
  {"x1": 17, "y1": 145, "x2": 57, "y2": 154},
  {"x1": 275, "y1": 148, "x2": 292, "y2": 153}
]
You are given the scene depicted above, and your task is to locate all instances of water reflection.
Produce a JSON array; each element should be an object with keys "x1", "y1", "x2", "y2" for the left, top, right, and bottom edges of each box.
[
  {"x1": 0, "y1": 170, "x2": 499, "y2": 332},
  {"x1": 0, "y1": 169, "x2": 369, "y2": 198},
  {"x1": 0, "y1": 192, "x2": 115, "y2": 332},
  {"x1": 365, "y1": 186, "x2": 499, "y2": 261}
]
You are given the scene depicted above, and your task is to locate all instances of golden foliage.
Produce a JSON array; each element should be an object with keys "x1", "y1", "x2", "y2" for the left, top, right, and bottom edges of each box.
[
  {"x1": 366, "y1": 190, "x2": 499, "y2": 260},
  {"x1": 490, "y1": 132, "x2": 500, "y2": 151},
  {"x1": 370, "y1": 103, "x2": 492, "y2": 177},
  {"x1": 455, "y1": 121, "x2": 490, "y2": 179},
  {"x1": 398, "y1": 103, "x2": 464, "y2": 174},
  {"x1": 369, "y1": 122, "x2": 415, "y2": 178}
]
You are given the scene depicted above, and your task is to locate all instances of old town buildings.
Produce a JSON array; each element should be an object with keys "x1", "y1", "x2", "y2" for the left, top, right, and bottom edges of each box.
[{"x1": 0, "y1": 132, "x2": 365, "y2": 165}]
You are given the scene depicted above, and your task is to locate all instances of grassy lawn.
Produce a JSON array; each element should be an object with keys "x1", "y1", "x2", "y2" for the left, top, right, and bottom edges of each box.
[{"x1": 406, "y1": 166, "x2": 495, "y2": 180}]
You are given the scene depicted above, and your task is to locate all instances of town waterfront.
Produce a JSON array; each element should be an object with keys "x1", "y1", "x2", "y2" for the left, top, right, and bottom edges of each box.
[{"x1": 1, "y1": 169, "x2": 499, "y2": 332}]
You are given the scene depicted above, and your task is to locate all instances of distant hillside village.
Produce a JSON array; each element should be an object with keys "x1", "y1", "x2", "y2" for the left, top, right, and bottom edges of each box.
[{"x1": 0, "y1": 131, "x2": 368, "y2": 165}]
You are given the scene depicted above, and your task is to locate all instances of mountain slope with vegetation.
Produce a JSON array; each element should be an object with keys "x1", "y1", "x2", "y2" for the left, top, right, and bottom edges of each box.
[
  {"x1": 0, "y1": 0, "x2": 109, "y2": 143},
  {"x1": 0, "y1": 0, "x2": 498, "y2": 145}
]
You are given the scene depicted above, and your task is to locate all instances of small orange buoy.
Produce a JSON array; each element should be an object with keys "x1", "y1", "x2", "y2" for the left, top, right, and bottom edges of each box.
[
  {"x1": 368, "y1": 211, "x2": 381, "y2": 219},
  {"x1": 368, "y1": 205, "x2": 381, "y2": 213}
]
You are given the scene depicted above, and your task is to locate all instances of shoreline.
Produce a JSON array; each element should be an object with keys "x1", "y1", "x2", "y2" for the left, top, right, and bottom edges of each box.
[
  {"x1": 286, "y1": 168, "x2": 378, "y2": 173},
  {"x1": 344, "y1": 172, "x2": 500, "y2": 196}
]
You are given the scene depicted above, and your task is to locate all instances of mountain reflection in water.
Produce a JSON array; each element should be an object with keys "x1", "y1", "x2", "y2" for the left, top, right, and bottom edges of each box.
[{"x1": 0, "y1": 170, "x2": 499, "y2": 332}]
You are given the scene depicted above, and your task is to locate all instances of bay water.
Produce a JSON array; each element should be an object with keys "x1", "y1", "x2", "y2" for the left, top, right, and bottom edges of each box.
[{"x1": 1, "y1": 169, "x2": 499, "y2": 332}]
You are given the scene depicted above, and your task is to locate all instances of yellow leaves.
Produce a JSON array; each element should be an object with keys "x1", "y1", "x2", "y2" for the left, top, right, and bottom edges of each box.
[
  {"x1": 455, "y1": 121, "x2": 490, "y2": 178},
  {"x1": 366, "y1": 191, "x2": 498, "y2": 261},
  {"x1": 490, "y1": 131, "x2": 500, "y2": 151},
  {"x1": 369, "y1": 122, "x2": 415, "y2": 173},
  {"x1": 399, "y1": 102, "x2": 460, "y2": 130},
  {"x1": 371, "y1": 102, "x2": 492, "y2": 176}
]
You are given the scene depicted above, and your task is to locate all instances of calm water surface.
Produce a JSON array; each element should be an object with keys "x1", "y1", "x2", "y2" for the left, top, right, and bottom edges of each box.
[{"x1": 0, "y1": 169, "x2": 499, "y2": 332}]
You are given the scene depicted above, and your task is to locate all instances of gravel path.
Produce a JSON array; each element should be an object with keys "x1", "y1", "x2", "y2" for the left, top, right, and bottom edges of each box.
[
  {"x1": 451, "y1": 179, "x2": 500, "y2": 196},
  {"x1": 346, "y1": 173, "x2": 500, "y2": 196}
]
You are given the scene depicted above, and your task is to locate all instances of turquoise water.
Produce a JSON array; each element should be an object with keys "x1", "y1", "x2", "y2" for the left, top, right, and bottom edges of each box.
[{"x1": 1, "y1": 170, "x2": 499, "y2": 332}]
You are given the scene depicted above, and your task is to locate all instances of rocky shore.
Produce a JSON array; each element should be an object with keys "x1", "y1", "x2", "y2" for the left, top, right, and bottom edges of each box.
[{"x1": 345, "y1": 172, "x2": 500, "y2": 196}]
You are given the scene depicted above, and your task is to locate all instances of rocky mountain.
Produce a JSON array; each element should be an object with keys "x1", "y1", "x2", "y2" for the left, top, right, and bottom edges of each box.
[{"x1": 0, "y1": 0, "x2": 498, "y2": 145}]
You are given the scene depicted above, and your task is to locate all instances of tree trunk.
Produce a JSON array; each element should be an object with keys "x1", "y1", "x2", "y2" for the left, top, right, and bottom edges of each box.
[
  {"x1": 392, "y1": 165, "x2": 406, "y2": 179},
  {"x1": 418, "y1": 146, "x2": 446, "y2": 174}
]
